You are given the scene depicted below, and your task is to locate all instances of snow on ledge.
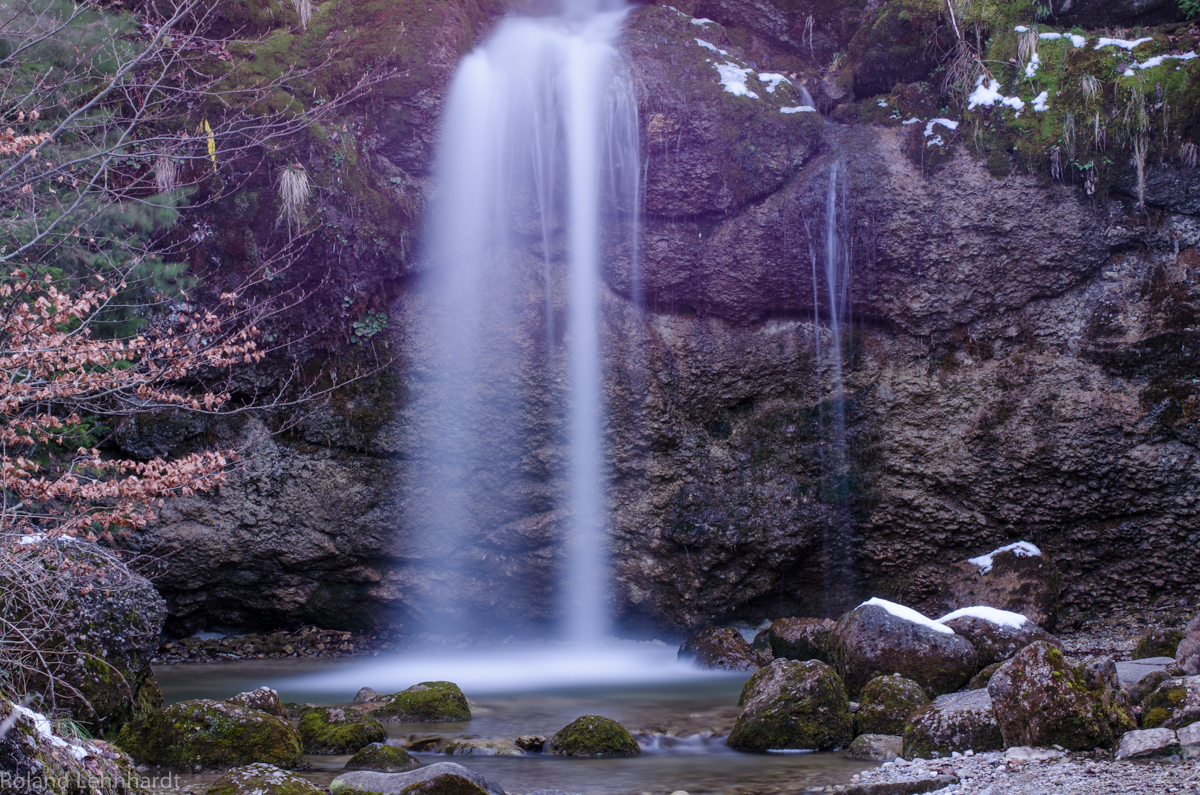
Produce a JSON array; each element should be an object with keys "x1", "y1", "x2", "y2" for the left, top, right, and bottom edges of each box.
[
  {"x1": 859, "y1": 597, "x2": 954, "y2": 634},
  {"x1": 968, "y1": 541, "x2": 1041, "y2": 574},
  {"x1": 1097, "y1": 36, "x2": 1154, "y2": 51},
  {"x1": 781, "y1": 105, "x2": 816, "y2": 113},
  {"x1": 939, "y1": 605, "x2": 1031, "y2": 629}
]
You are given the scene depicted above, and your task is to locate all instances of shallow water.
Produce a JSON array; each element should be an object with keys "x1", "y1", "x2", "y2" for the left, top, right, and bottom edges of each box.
[{"x1": 153, "y1": 649, "x2": 875, "y2": 795}]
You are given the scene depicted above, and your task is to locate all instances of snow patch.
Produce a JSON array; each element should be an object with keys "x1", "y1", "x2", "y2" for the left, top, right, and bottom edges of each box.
[
  {"x1": 967, "y1": 77, "x2": 1025, "y2": 111},
  {"x1": 758, "y1": 72, "x2": 791, "y2": 93},
  {"x1": 859, "y1": 597, "x2": 955, "y2": 635},
  {"x1": 690, "y1": 17, "x2": 714, "y2": 25},
  {"x1": 781, "y1": 105, "x2": 816, "y2": 113},
  {"x1": 714, "y1": 62, "x2": 757, "y2": 98},
  {"x1": 1068, "y1": 34, "x2": 1086, "y2": 48},
  {"x1": 924, "y1": 118, "x2": 958, "y2": 136},
  {"x1": 18, "y1": 533, "x2": 45, "y2": 545},
  {"x1": 1014, "y1": 25, "x2": 1029, "y2": 33},
  {"x1": 926, "y1": 135, "x2": 944, "y2": 147},
  {"x1": 1025, "y1": 51, "x2": 1041, "y2": 78},
  {"x1": 877, "y1": 98, "x2": 889, "y2": 107},
  {"x1": 1130, "y1": 51, "x2": 1198, "y2": 72},
  {"x1": 939, "y1": 606, "x2": 1031, "y2": 629},
  {"x1": 902, "y1": 117, "x2": 922, "y2": 125},
  {"x1": 1032, "y1": 91, "x2": 1049, "y2": 112},
  {"x1": 695, "y1": 38, "x2": 728, "y2": 56},
  {"x1": 968, "y1": 541, "x2": 1042, "y2": 574},
  {"x1": 1038, "y1": 32, "x2": 1061, "y2": 40},
  {"x1": 1097, "y1": 36, "x2": 1154, "y2": 51}
]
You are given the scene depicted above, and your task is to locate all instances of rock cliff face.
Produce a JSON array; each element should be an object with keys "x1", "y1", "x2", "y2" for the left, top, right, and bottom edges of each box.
[{"x1": 120, "y1": 0, "x2": 1200, "y2": 636}]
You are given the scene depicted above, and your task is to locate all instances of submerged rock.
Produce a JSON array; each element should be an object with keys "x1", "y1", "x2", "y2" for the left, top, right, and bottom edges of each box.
[
  {"x1": 331, "y1": 762, "x2": 504, "y2": 795},
  {"x1": 987, "y1": 642, "x2": 1135, "y2": 750},
  {"x1": 1142, "y1": 676, "x2": 1200, "y2": 729},
  {"x1": 115, "y1": 699, "x2": 305, "y2": 770},
  {"x1": 727, "y1": 659, "x2": 853, "y2": 752},
  {"x1": 372, "y1": 682, "x2": 471, "y2": 723},
  {"x1": 768, "y1": 617, "x2": 836, "y2": 662},
  {"x1": 902, "y1": 689, "x2": 1003, "y2": 759},
  {"x1": 847, "y1": 733, "x2": 903, "y2": 761},
  {"x1": 940, "y1": 608, "x2": 1062, "y2": 668},
  {"x1": 208, "y1": 764, "x2": 323, "y2": 795},
  {"x1": 299, "y1": 707, "x2": 387, "y2": 754},
  {"x1": 345, "y1": 743, "x2": 420, "y2": 772},
  {"x1": 854, "y1": 674, "x2": 929, "y2": 736},
  {"x1": 227, "y1": 687, "x2": 287, "y2": 718},
  {"x1": 828, "y1": 602, "x2": 978, "y2": 698},
  {"x1": 544, "y1": 715, "x2": 640, "y2": 757},
  {"x1": 678, "y1": 626, "x2": 767, "y2": 671}
]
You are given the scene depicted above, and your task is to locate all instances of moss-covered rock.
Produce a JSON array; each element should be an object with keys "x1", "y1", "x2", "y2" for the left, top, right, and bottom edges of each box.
[
  {"x1": 345, "y1": 742, "x2": 420, "y2": 772},
  {"x1": 372, "y1": 682, "x2": 471, "y2": 723},
  {"x1": 207, "y1": 764, "x2": 323, "y2": 795},
  {"x1": 968, "y1": 661, "x2": 1005, "y2": 691},
  {"x1": 855, "y1": 674, "x2": 929, "y2": 736},
  {"x1": 544, "y1": 715, "x2": 641, "y2": 757},
  {"x1": 768, "y1": 617, "x2": 836, "y2": 662},
  {"x1": 988, "y1": 642, "x2": 1135, "y2": 750},
  {"x1": 438, "y1": 739, "x2": 524, "y2": 756},
  {"x1": 845, "y1": 0, "x2": 951, "y2": 97},
  {"x1": 114, "y1": 699, "x2": 305, "y2": 770},
  {"x1": 299, "y1": 707, "x2": 387, "y2": 754},
  {"x1": 726, "y1": 659, "x2": 853, "y2": 752},
  {"x1": 678, "y1": 626, "x2": 767, "y2": 671},
  {"x1": 903, "y1": 689, "x2": 1004, "y2": 759},
  {"x1": 847, "y1": 733, "x2": 904, "y2": 761},
  {"x1": 1142, "y1": 676, "x2": 1200, "y2": 729},
  {"x1": 1135, "y1": 628, "x2": 1184, "y2": 660},
  {"x1": 227, "y1": 687, "x2": 287, "y2": 718},
  {"x1": 331, "y1": 762, "x2": 504, "y2": 795},
  {"x1": 828, "y1": 604, "x2": 979, "y2": 698},
  {"x1": 942, "y1": 613, "x2": 1063, "y2": 667}
]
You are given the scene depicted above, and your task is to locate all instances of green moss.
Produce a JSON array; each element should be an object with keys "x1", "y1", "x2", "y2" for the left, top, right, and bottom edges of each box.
[
  {"x1": 299, "y1": 707, "x2": 387, "y2": 754},
  {"x1": 1134, "y1": 629, "x2": 1185, "y2": 660},
  {"x1": 345, "y1": 742, "x2": 420, "y2": 772},
  {"x1": 545, "y1": 715, "x2": 640, "y2": 757},
  {"x1": 856, "y1": 674, "x2": 929, "y2": 735},
  {"x1": 207, "y1": 763, "x2": 322, "y2": 795},
  {"x1": 373, "y1": 682, "x2": 471, "y2": 723},
  {"x1": 114, "y1": 699, "x2": 305, "y2": 770},
  {"x1": 1142, "y1": 684, "x2": 1187, "y2": 729},
  {"x1": 727, "y1": 660, "x2": 853, "y2": 752}
]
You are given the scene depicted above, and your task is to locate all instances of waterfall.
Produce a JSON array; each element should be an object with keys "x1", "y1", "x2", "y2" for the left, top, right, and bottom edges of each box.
[
  {"x1": 809, "y1": 158, "x2": 856, "y2": 617},
  {"x1": 409, "y1": 0, "x2": 639, "y2": 643}
]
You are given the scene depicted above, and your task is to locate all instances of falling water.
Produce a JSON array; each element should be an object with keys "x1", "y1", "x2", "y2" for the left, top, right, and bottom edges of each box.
[
  {"x1": 809, "y1": 158, "x2": 856, "y2": 617},
  {"x1": 410, "y1": 0, "x2": 639, "y2": 643}
]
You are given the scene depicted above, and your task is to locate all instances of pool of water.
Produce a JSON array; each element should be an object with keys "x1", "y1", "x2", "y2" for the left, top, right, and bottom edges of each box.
[{"x1": 152, "y1": 645, "x2": 875, "y2": 795}]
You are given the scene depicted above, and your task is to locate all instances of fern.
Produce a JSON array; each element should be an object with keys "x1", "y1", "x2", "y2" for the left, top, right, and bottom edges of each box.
[{"x1": 1182, "y1": 0, "x2": 1200, "y2": 19}]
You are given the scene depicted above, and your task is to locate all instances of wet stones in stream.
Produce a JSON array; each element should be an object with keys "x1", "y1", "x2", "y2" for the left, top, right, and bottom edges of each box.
[{"x1": 331, "y1": 762, "x2": 504, "y2": 795}]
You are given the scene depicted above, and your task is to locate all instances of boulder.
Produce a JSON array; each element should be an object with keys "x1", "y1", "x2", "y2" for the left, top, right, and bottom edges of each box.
[
  {"x1": 968, "y1": 662, "x2": 1004, "y2": 691},
  {"x1": 227, "y1": 688, "x2": 287, "y2": 718},
  {"x1": 514, "y1": 735, "x2": 546, "y2": 752},
  {"x1": 114, "y1": 699, "x2": 305, "y2": 770},
  {"x1": 299, "y1": 707, "x2": 387, "y2": 754},
  {"x1": 7, "y1": 537, "x2": 166, "y2": 735},
  {"x1": 1179, "y1": 721, "x2": 1200, "y2": 749},
  {"x1": 345, "y1": 743, "x2": 420, "y2": 772},
  {"x1": 847, "y1": 733, "x2": 903, "y2": 761},
  {"x1": 902, "y1": 689, "x2": 1003, "y2": 759},
  {"x1": 544, "y1": 715, "x2": 641, "y2": 757},
  {"x1": 939, "y1": 607, "x2": 1063, "y2": 667},
  {"x1": 372, "y1": 682, "x2": 471, "y2": 723},
  {"x1": 678, "y1": 626, "x2": 767, "y2": 671},
  {"x1": 926, "y1": 543, "x2": 1060, "y2": 631},
  {"x1": 438, "y1": 739, "x2": 524, "y2": 756},
  {"x1": 1142, "y1": 676, "x2": 1200, "y2": 730},
  {"x1": 0, "y1": 697, "x2": 144, "y2": 795},
  {"x1": 726, "y1": 659, "x2": 853, "y2": 752},
  {"x1": 1116, "y1": 657, "x2": 1174, "y2": 704},
  {"x1": 827, "y1": 600, "x2": 978, "y2": 698},
  {"x1": 1135, "y1": 628, "x2": 1184, "y2": 660},
  {"x1": 1114, "y1": 728, "x2": 1181, "y2": 760},
  {"x1": 208, "y1": 764, "x2": 323, "y2": 795},
  {"x1": 768, "y1": 617, "x2": 836, "y2": 662},
  {"x1": 987, "y1": 642, "x2": 1135, "y2": 750},
  {"x1": 1177, "y1": 614, "x2": 1200, "y2": 675},
  {"x1": 855, "y1": 674, "x2": 929, "y2": 736},
  {"x1": 331, "y1": 763, "x2": 504, "y2": 795},
  {"x1": 354, "y1": 687, "x2": 385, "y2": 703}
]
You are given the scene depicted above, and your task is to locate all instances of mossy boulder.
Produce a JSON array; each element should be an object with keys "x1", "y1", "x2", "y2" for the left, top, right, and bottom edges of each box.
[
  {"x1": 299, "y1": 707, "x2": 387, "y2": 754},
  {"x1": 345, "y1": 743, "x2": 420, "y2": 772},
  {"x1": 331, "y1": 763, "x2": 504, "y2": 795},
  {"x1": 726, "y1": 659, "x2": 853, "y2": 752},
  {"x1": 828, "y1": 604, "x2": 979, "y2": 698},
  {"x1": 1142, "y1": 676, "x2": 1200, "y2": 729},
  {"x1": 227, "y1": 687, "x2": 287, "y2": 718},
  {"x1": 855, "y1": 674, "x2": 929, "y2": 736},
  {"x1": 847, "y1": 733, "x2": 904, "y2": 761},
  {"x1": 987, "y1": 642, "x2": 1135, "y2": 750},
  {"x1": 902, "y1": 689, "x2": 1003, "y2": 759},
  {"x1": 373, "y1": 682, "x2": 471, "y2": 723},
  {"x1": 438, "y1": 738, "x2": 524, "y2": 756},
  {"x1": 942, "y1": 613, "x2": 1063, "y2": 668},
  {"x1": 678, "y1": 626, "x2": 767, "y2": 671},
  {"x1": 1135, "y1": 628, "x2": 1184, "y2": 660},
  {"x1": 768, "y1": 617, "x2": 836, "y2": 662},
  {"x1": 544, "y1": 715, "x2": 641, "y2": 757},
  {"x1": 968, "y1": 662, "x2": 1005, "y2": 691},
  {"x1": 207, "y1": 764, "x2": 323, "y2": 795},
  {"x1": 114, "y1": 699, "x2": 305, "y2": 770}
]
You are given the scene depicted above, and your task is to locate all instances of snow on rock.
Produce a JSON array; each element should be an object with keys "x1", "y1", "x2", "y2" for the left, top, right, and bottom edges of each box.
[
  {"x1": 1025, "y1": 51, "x2": 1041, "y2": 78},
  {"x1": 1038, "y1": 32, "x2": 1061, "y2": 40},
  {"x1": 968, "y1": 541, "x2": 1042, "y2": 574},
  {"x1": 1068, "y1": 33, "x2": 1086, "y2": 47},
  {"x1": 902, "y1": 117, "x2": 922, "y2": 125},
  {"x1": 715, "y1": 62, "x2": 758, "y2": 98},
  {"x1": 967, "y1": 77, "x2": 1025, "y2": 112},
  {"x1": 859, "y1": 597, "x2": 955, "y2": 635},
  {"x1": 924, "y1": 118, "x2": 958, "y2": 137},
  {"x1": 938, "y1": 606, "x2": 1031, "y2": 629},
  {"x1": 1014, "y1": 25, "x2": 1029, "y2": 32},
  {"x1": 1032, "y1": 91, "x2": 1049, "y2": 112},
  {"x1": 926, "y1": 135, "x2": 944, "y2": 147},
  {"x1": 780, "y1": 105, "x2": 817, "y2": 113},
  {"x1": 1097, "y1": 36, "x2": 1154, "y2": 50},
  {"x1": 1130, "y1": 51, "x2": 1198, "y2": 72},
  {"x1": 758, "y1": 73, "x2": 790, "y2": 93},
  {"x1": 690, "y1": 17, "x2": 714, "y2": 26},
  {"x1": 695, "y1": 38, "x2": 728, "y2": 56}
]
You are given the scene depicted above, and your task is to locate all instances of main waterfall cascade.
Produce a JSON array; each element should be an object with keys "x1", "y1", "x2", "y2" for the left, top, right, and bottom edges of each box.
[{"x1": 408, "y1": 0, "x2": 640, "y2": 641}]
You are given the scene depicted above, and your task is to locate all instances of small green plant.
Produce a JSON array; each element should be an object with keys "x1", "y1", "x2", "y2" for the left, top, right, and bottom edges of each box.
[
  {"x1": 1181, "y1": 0, "x2": 1200, "y2": 20},
  {"x1": 351, "y1": 311, "x2": 388, "y2": 343}
]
